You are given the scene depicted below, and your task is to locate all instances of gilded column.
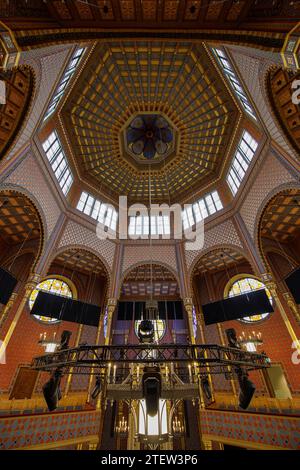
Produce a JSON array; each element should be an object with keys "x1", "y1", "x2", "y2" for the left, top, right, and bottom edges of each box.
[
  {"x1": 0, "y1": 292, "x2": 18, "y2": 329},
  {"x1": 105, "y1": 298, "x2": 118, "y2": 345},
  {"x1": 282, "y1": 292, "x2": 300, "y2": 324},
  {"x1": 262, "y1": 273, "x2": 300, "y2": 349},
  {"x1": 183, "y1": 297, "x2": 196, "y2": 344},
  {"x1": 0, "y1": 273, "x2": 41, "y2": 358}
]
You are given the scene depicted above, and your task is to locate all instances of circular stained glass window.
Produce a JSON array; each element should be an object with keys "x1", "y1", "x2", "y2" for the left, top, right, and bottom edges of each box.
[
  {"x1": 135, "y1": 319, "x2": 166, "y2": 343},
  {"x1": 29, "y1": 278, "x2": 73, "y2": 324},
  {"x1": 228, "y1": 277, "x2": 272, "y2": 324}
]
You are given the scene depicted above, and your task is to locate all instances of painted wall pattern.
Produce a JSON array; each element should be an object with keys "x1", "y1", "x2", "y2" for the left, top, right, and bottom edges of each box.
[
  {"x1": 0, "y1": 410, "x2": 100, "y2": 450},
  {"x1": 229, "y1": 46, "x2": 298, "y2": 161},
  {"x1": 3, "y1": 151, "x2": 61, "y2": 238},
  {"x1": 201, "y1": 409, "x2": 300, "y2": 449},
  {"x1": 185, "y1": 219, "x2": 243, "y2": 273},
  {"x1": 122, "y1": 243, "x2": 178, "y2": 278},
  {"x1": 6, "y1": 45, "x2": 72, "y2": 161},
  {"x1": 58, "y1": 220, "x2": 116, "y2": 272},
  {"x1": 240, "y1": 152, "x2": 295, "y2": 239}
]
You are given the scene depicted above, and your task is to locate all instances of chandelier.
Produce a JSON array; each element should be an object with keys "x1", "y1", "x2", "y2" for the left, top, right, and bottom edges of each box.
[
  {"x1": 38, "y1": 332, "x2": 60, "y2": 353},
  {"x1": 238, "y1": 331, "x2": 263, "y2": 352},
  {"x1": 115, "y1": 416, "x2": 129, "y2": 438}
]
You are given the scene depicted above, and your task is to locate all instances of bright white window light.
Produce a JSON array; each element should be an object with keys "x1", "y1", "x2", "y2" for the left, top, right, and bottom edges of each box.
[
  {"x1": 227, "y1": 130, "x2": 258, "y2": 196},
  {"x1": 138, "y1": 399, "x2": 168, "y2": 437},
  {"x1": 128, "y1": 215, "x2": 171, "y2": 237},
  {"x1": 213, "y1": 48, "x2": 256, "y2": 120},
  {"x1": 44, "y1": 47, "x2": 86, "y2": 121},
  {"x1": 42, "y1": 131, "x2": 74, "y2": 195},
  {"x1": 77, "y1": 191, "x2": 118, "y2": 231},
  {"x1": 182, "y1": 190, "x2": 223, "y2": 230}
]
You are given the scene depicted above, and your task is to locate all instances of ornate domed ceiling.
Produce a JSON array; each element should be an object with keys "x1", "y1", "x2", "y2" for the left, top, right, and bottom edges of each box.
[
  {"x1": 0, "y1": 66, "x2": 35, "y2": 160},
  {"x1": 61, "y1": 41, "x2": 240, "y2": 204}
]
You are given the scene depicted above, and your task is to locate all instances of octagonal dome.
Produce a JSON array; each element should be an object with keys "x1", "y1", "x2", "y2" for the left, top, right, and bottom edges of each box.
[{"x1": 61, "y1": 41, "x2": 240, "y2": 204}]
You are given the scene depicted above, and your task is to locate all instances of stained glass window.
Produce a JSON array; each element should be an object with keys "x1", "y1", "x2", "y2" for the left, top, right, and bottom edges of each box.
[
  {"x1": 29, "y1": 278, "x2": 73, "y2": 324},
  {"x1": 228, "y1": 277, "x2": 272, "y2": 323},
  {"x1": 135, "y1": 319, "x2": 166, "y2": 343},
  {"x1": 103, "y1": 307, "x2": 108, "y2": 338},
  {"x1": 192, "y1": 306, "x2": 197, "y2": 337}
]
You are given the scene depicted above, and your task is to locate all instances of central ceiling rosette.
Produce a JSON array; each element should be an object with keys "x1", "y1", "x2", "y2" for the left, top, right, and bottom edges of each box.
[{"x1": 126, "y1": 114, "x2": 173, "y2": 161}]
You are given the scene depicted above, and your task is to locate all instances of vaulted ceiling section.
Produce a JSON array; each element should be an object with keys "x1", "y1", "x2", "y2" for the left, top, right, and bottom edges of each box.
[
  {"x1": 61, "y1": 41, "x2": 239, "y2": 204},
  {"x1": 260, "y1": 189, "x2": 300, "y2": 243},
  {"x1": 1, "y1": 1, "x2": 299, "y2": 51},
  {"x1": 0, "y1": 66, "x2": 34, "y2": 160}
]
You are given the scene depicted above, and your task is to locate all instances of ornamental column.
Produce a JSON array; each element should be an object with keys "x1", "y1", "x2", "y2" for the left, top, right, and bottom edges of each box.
[
  {"x1": 0, "y1": 292, "x2": 18, "y2": 329},
  {"x1": 183, "y1": 297, "x2": 196, "y2": 345},
  {"x1": 0, "y1": 273, "x2": 41, "y2": 358},
  {"x1": 282, "y1": 292, "x2": 300, "y2": 324},
  {"x1": 105, "y1": 298, "x2": 118, "y2": 345},
  {"x1": 262, "y1": 273, "x2": 300, "y2": 349}
]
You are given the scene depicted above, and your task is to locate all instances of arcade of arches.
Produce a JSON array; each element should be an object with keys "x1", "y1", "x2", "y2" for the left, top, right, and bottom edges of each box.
[{"x1": 0, "y1": 2, "x2": 300, "y2": 452}]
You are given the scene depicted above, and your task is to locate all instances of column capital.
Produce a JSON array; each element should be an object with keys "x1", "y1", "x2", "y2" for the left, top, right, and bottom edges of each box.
[
  {"x1": 107, "y1": 298, "x2": 118, "y2": 311},
  {"x1": 24, "y1": 273, "x2": 42, "y2": 294},
  {"x1": 261, "y1": 273, "x2": 278, "y2": 295},
  {"x1": 183, "y1": 297, "x2": 194, "y2": 310},
  {"x1": 283, "y1": 292, "x2": 300, "y2": 323}
]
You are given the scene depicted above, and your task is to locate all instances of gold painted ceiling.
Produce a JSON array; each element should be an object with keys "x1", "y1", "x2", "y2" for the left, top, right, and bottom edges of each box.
[
  {"x1": 260, "y1": 189, "x2": 300, "y2": 243},
  {"x1": 61, "y1": 41, "x2": 239, "y2": 204}
]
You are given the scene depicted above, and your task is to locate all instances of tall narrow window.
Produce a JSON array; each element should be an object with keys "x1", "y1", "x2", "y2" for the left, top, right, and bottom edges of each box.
[
  {"x1": 44, "y1": 47, "x2": 86, "y2": 121},
  {"x1": 213, "y1": 48, "x2": 256, "y2": 120},
  {"x1": 42, "y1": 131, "x2": 74, "y2": 195},
  {"x1": 226, "y1": 130, "x2": 258, "y2": 196}
]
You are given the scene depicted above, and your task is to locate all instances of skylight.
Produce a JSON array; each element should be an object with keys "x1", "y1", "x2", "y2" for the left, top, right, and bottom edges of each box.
[
  {"x1": 213, "y1": 48, "x2": 256, "y2": 120},
  {"x1": 227, "y1": 130, "x2": 258, "y2": 196},
  {"x1": 43, "y1": 47, "x2": 86, "y2": 121},
  {"x1": 182, "y1": 191, "x2": 223, "y2": 230},
  {"x1": 77, "y1": 191, "x2": 118, "y2": 232},
  {"x1": 42, "y1": 131, "x2": 74, "y2": 196}
]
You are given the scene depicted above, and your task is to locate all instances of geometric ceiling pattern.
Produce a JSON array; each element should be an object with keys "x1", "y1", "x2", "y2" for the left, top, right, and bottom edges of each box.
[
  {"x1": 267, "y1": 67, "x2": 300, "y2": 159},
  {"x1": 4, "y1": 1, "x2": 300, "y2": 42},
  {"x1": 0, "y1": 191, "x2": 41, "y2": 246},
  {"x1": 62, "y1": 41, "x2": 238, "y2": 204},
  {"x1": 0, "y1": 66, "x2": 34, "y2": 160},
  {"x1": 193, "y1": 247, "x2": 248, "y2": 275},
  {"x1": 52, "y1": 248, "x2": 108, "y2": 277},
  {"x1": 260, "y1": 189, "x2": 300, "y2": 243},
  {"x1": 121, "y1": 263, "x2": 179, "y2": 298}
]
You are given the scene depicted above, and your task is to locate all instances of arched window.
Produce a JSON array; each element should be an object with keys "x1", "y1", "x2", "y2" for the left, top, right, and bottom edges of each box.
[
  {"x1": 226, "y1": 276, "x2": 272, "y2": 323},
  {"x1": 134, "y1": 319, "x2": 166, "y2": 343},
  {"x1": 29, "y1": 277, "x2": 73, "y2": 324}
]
